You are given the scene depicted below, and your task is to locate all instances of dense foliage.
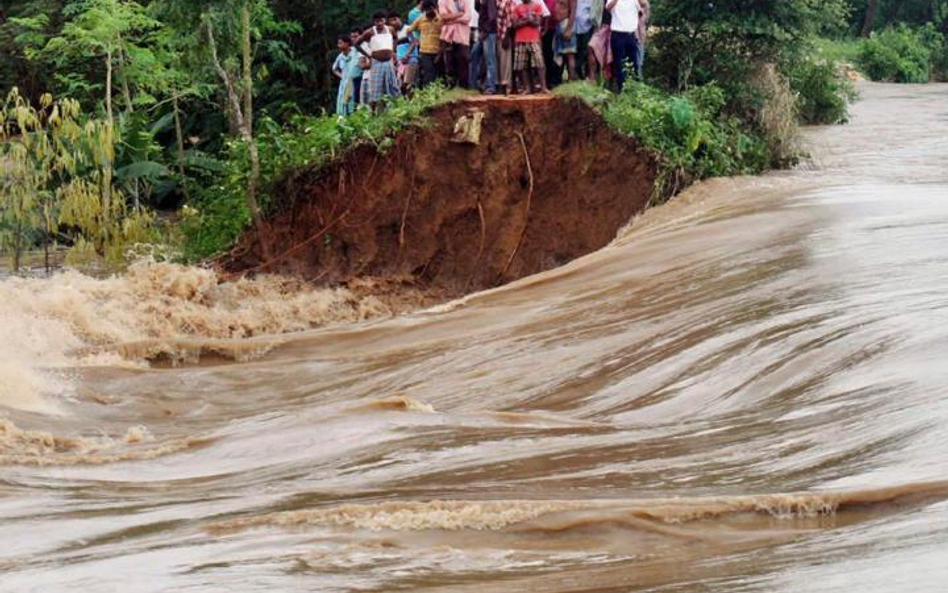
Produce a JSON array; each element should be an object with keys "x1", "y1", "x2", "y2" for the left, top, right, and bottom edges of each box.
[
  {"x1": 0, "y1": 0, "x2": 935, "y2": 270},
  {"x1": 557, "y1": 82, "x2": 769, "y2": 199},
  {"x1": 786, "y1": 58, "x2": 858, "y2": 124},
  {"x1": 858, "y1": 24, "x2": 946, "y2": 81},
  {"x1": 824, "y1": 0, "x2": 948, "y2": 82}
]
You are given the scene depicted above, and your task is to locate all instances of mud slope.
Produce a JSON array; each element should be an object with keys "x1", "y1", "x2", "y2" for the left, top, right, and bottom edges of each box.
[{"x1": 225, "y1": 96, "x2": 657, "y2": 294}]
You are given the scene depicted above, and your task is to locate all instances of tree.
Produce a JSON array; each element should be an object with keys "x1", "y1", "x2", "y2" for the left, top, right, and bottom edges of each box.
[
  {"x1": 0, "y1": 87, "x2": 156, "y2": 271},
  {"x1": 203, "y1": 2, "x2": 265, "y2": 241},
  {"x1": 863, "y1": 0, "x2": 880, "y2": 36},
  {"x1": 649, "y1": 0, "x2": 851, "y2": 91}
]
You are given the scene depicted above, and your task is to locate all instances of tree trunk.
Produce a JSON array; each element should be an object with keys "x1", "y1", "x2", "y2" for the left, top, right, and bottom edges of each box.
[
  {"x1": 862, "y1": 0, "x2": 879, "y2": 37},
  {"x1": 172, "y1": 94, "x2": 190, "y2": 202},
  {"x1": 105, "y1": 47, "x2": 114, "y2": 127},
  {"x1": 118, "y1": 36, "x2": 134, "y2": 114},
  {"x1": 103, "y1": 48, "x2": 114, "y2": 245},
  {"x1": 241, "y1": 4, "x2": 253, "y2": 138},
  {"x1": 205, "y1": 10, "x2": 268, "y2": 256},
  {"x1": 12, "y1": 204, "x2": 23, "y2": 273},
  {"x1": 240, "y1": 3, "x2": 264, "y2": 235}
]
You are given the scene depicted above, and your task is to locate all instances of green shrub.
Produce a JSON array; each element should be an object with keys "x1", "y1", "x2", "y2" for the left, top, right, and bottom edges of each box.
[
  {"x1": 787, "y1": 57, "x2": 857, "y2": 124},
  {"x1": 919, "y1": 23, "x2": 948, "y2": 81},
  {"x1": 858, "y1": 25, "x2": 940, "y2": 83},
  {"x1": 557, "y1": 81, "x2": 770, "y2": 199}
]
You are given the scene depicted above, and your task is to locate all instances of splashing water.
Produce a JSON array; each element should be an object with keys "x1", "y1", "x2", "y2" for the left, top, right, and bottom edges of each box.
[{"x1": 2, "y1": 83, "x2": 948, "y2": 593}]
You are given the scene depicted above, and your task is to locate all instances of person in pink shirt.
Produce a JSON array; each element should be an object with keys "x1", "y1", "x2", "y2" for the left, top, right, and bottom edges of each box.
[{"x1": 438, "y1": 0, "x2": 473, "y2": 88}]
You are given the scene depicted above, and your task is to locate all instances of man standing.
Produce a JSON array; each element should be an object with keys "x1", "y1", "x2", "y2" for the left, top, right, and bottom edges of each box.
[
  {"x1": 471, "y1": 0, "x2": 499, "y2": 93},
  {"x1": 606, "y1": 0, "x2": 639, "y2": 91},
  {"x1": 439, "y1": 0, "x2": 473, "y2": 88}
]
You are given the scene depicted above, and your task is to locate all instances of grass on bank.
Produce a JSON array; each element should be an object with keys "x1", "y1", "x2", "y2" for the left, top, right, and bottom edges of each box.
[{"x1": 555, "y1": 81, "x2": 771, "y2": 200}]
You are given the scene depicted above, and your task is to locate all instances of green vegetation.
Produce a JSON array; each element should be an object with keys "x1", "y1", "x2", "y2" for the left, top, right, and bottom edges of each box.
[
  {"x1": 3, "y1": 0, "x2": 937, "y2": 271},
  {"x1": 1, "y1": 88, "x2": 158, "y2": 271},
  {"x1": 816, "y1": 0, "x2": 948, "y2": 82},
  {"x1": 557, "y1": 82, "x2": 769, "y2": 199},
  {"x1": 813, "y1": 37, "x2": 863, "y2": 65},
  {"x1": 787, "y1": 58, "x2": 858, "y2": 124},
  {"x1": 858, "y1": 24, "x2": 946, "y2": 82}
]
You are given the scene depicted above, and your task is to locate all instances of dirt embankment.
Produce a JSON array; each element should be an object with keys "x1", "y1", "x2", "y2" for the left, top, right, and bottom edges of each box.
[{"x1": 224, "y1": 96, "x2": 657, "y2": 306}]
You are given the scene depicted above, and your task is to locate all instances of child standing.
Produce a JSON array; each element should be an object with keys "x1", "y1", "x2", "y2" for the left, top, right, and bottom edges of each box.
[
  {"x1": 409, "y1": 0, "x2": 443, "y2": 88},
  {"x1": 512, "y1": 0, "x2": 546, "y2": 93},
  {"x1": 332, "y1": 35, "x2": 359, "y2": 116},
  {"x1": 349, "y1": 27, "x2": 367, "y2": 105}
]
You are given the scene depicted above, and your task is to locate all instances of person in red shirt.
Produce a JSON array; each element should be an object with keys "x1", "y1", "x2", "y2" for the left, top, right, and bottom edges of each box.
[{"x1": 512, "y1": 0, "x2": 547, "y2": 93}]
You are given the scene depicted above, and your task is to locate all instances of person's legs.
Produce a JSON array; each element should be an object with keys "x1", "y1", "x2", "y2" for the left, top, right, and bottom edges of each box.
[
  {"x1": 634, "y1": 39, "x2": 644, "y2": 79},
  {"x1": 514, "y1": 43, "x2": 528, "y2": 93},
  {"x1": 611, "y1": 31, "x2": 633, "y2": 91},
  {"x1": 483, "y1": 32, "x2": 498, "y2": 93},
  {"x1": 555, "y1": 20, "x2": 579, "y2": 81},
  {"x1": 404, "y1": 59, "x2": 419, "y2": 90},
  {"x1": 542, "y1": 29, "x2": 561, "y2": 87},
  {"x1": 576, "y1": 31, "x2": 592, "y2": 79},
  {"x1": 565, "y1": 54, "x2": 577, "y2": 81},
  {"x1": 443, "y1": 43, "x2": 457, "y2": 87},
  {"x1": 456, "y1": 43, "x2": 471, "y2": 88},
  {"x1": 419, "y1": 53, "x2": 434, "y2": 87},
  {"x1": 469, "y1": 35, "x2": 483, "y2": 91},
  {"x1": 498, "y1": 38, "x2": 512, "y2": 93},
  {"x1": 530, "y1": 42, "x2": 547, "y2": 91}
]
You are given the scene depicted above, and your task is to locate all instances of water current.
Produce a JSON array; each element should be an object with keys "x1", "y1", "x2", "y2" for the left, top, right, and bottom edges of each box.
[{"x1": 1, "y1": 82, "x2": 947, "y2": 592}]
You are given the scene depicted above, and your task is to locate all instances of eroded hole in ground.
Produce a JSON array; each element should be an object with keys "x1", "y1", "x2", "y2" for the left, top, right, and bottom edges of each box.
[{"x1": 224, "y1": 97, "x2": 658, "y2": 305}]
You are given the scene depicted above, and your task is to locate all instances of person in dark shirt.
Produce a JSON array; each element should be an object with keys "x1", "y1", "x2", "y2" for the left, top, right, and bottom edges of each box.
[{"x1": 470, "y1": 0, "x2": 499, "y2": 93}]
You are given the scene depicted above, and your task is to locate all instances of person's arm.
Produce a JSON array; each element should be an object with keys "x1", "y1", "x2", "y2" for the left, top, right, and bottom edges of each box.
[
  {"x1": 563, "y1": 0, "x2": 577, "y2": 39},
  {"x1": 355, "y1": 28, "x2": 375, "y2": 57},
  {"x1": 605, "y1": 0, "x2": 618, "y2": 11},
  {"x1": 439, "y1": 0, "x2": 462, "y2": 23},
  {"x1": 458, "y1": 0, "x2": 473, "y2": 24},
  {"x1": 355, "y1": 38, "x2": 373, "y2": 59}
]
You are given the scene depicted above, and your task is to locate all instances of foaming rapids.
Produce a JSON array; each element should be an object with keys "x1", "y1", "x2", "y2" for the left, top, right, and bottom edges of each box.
[
  {"x1": 206, "y1": 481, "x2": 948, "y2": 535},
  {"x1": 3, "y1": 84, "x2": 948, "y2": 593},
  {"x1": 0, "y1": 418, "x2": 200, "y2": 466},
  {"x1": 0, "y1": 260, "x2": 391, "y2": 412}
]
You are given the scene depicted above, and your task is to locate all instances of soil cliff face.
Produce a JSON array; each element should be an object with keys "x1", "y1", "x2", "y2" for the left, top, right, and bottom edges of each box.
[{"x1": 224, "y1": 96, "x2": 657, "y2": 296}]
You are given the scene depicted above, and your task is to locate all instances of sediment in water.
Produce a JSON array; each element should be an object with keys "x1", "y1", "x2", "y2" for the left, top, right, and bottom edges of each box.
[{"x1": 224, "y1": 96, "x2": 658, "y2": 298}]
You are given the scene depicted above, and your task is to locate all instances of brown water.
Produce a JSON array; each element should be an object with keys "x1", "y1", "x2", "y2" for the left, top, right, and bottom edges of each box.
[{"x1": 2, "y1": 82, "x2": 948, "y2": 592}]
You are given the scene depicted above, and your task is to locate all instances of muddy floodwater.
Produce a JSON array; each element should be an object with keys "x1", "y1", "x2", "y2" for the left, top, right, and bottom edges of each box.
[{"x1": 2, "y1": 82, "x2": 948, "y2": 592}]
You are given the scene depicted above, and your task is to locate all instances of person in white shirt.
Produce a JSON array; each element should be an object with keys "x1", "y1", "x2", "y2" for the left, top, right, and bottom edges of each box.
[{"x1": 606, "y1": 0, "x2": 639, "y2": 90}]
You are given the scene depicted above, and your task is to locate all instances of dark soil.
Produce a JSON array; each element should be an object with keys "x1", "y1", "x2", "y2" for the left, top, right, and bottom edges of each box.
[{"x1": 224, "y1": 95, "x2": 657, "y2": 301}]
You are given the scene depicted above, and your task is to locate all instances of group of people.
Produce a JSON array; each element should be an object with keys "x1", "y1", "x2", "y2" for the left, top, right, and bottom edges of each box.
[{"x1": 333, "y1": 0, "x2": 650, "y2": 115}]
